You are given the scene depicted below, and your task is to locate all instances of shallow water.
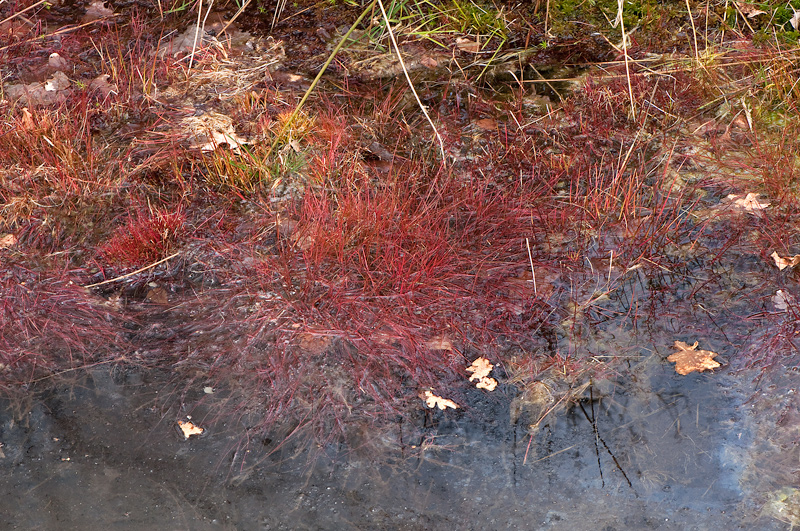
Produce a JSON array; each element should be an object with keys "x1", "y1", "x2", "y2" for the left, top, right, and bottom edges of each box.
[
  {"x1": 2, "y1": 212, "x2": 797, "y2": 530},
  {"x1": 0, "y1": 355, "x2": 789, "y2": 530}
]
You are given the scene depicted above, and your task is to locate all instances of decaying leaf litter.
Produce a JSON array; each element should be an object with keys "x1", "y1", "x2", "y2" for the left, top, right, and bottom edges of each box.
[{"x1": 2, "y1": 0, "x2": 800, "y2": 522}]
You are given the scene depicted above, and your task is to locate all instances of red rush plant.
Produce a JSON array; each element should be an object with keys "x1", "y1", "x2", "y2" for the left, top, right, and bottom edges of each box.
[
  {"x1": 0, "y1": 261, "x2": 121, "y2": 384},
  {"x1": 99, "y1": 207, "x2": 185, "y2": 267}
]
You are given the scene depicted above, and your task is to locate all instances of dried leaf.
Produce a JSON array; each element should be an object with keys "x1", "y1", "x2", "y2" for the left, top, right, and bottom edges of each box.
[
  {"x1": 145, "y1": 286, "x2": 168, "y2": 304},
  {"x1": 456, "y1": 37, "x2": 481, "y2": 53},
  {"x1": 45, "y1": 71, "x2": 71, "y2": 92},
  {"x1": 157, "y1": 27, "x2": 221, "y2": 58},
  {"x1": 422, "y1": 390, "x2": 459, "y2": 410},
  {"x1": 177, "y1": 420, "x2": 204, "y2": 439},
  {"x1": 82, "y1": 0, "x2": 114, "y2": 22},
  {"x1": 181, "y1": 112, "x2": 248, "y2": 154},
  {"x1": 420, "y1": 55, "x2": 438, "y2": 68},
  {"x1": 88, "y1": 74, "x2": 118, "y2": 97},
  {"x1": 770, "y1": 251, "x2": 800, "y2": 271},
  {"x1": 48, "y1": 53, "x2": 69, "y2": 70},
  {"x1": 467, "y1": 357, "x2": 493, "y2": 380},
  {"x1": 773, "y1": 290, "x2": 794, "y2": 311},
  {"x1": 466, "y1": 357, "x2": 498, "y2": 391},
  {"x1": 734, "y1": 1, "x2": 767, "y2": 17},
  {"x1": 791, "y1": 9, "x2": 800, "y2": 30},
  {"x1": 475, "y1": 377, "x2": 498, "y2": 391},
  {"x1": 727, "y1": 192, "x2": 770, "y2": 212},
  {"x1": 0, "y1": 234, "x2": 16, "y2": 249},
  {"x1": 296, "y1": 332, "x2": 333, "y2": 355},
  {"x1": 667, "y1": 341, "x2": 721, "y2": 375},
  {"x1": 20, "y1": 107, "x2": 35, "y2": 130},
  {"x1": 5, "y1": 72, "x2": 72, "y2": 105},
  {"x1": 425, "y1": 336, "x2": 453, "y2": 351},
  {"x1": 474, "y1": 118, "x2": 497, "y2": 131}
]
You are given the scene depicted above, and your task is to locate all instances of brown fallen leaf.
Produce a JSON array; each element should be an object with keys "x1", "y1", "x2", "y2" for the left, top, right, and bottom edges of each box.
[
  {"x1": 771, "y1": 251, "x2": 800, "y2": 271},
  {"x1": 420, "y1": 55, "x2": 438, "y2": 68},
  {"x1": 82, "y1": 0, "x2": 114, "y2": 22},
  {"x1": 88, "y1": 74, "x2": 118, "y2": 98},
  {"x1": 20, "y1": 107, "x2": 35, "y2": 130},
  {"x1": 177, "y1": 420, "x2": 204, "y2": 439},
  {"x1": 296, "y1": 332, "x2": 333, "y2": 355},
  {"x1": 425, "y1": 336, "x2": 453, "y2": 351},
  {"x1": 466, "y1": 357, "x2": 498, "y2": 391},
  {"x1": 0, "y1": 233, "x2": 16, "y2": 249},
  {"x1": 181, "y1": 112, "x2": 248, "y2": 154},
  {"x1": 474, "y1": 118, "x2": 497, "y2": 131},
  {"x1": 727, "y1": 192, "x2": 770, "y2": 212},
  {"x1": 145, "y1": 286, "x2": 168, "y2": 304},
  {"x1": 422, "y1": 390, "x2": 459, "y2": 410},
  {"x1": 456, "y1": 37, "x2": 481, "y2": 53},
  {"x1": 5, "y1": 71, "x2": 72, "y2": 106},
  {"x1": 667, "y1": 341, "x2": 721, "y2": 375},
  {"x1": 475, "y1": 377, "x2": 498, "y2": 391},
  {"x1": 734, "y1": 1, "x2": 767, "y2": 17},
  {"x1": 48, "y1": 53, "x2": 69, "y2": 71}
]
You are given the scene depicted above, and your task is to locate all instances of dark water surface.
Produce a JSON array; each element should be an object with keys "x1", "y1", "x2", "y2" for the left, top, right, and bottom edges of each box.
[{"x1": 0, "y1": 354, "x2": 788, "y2": 530}]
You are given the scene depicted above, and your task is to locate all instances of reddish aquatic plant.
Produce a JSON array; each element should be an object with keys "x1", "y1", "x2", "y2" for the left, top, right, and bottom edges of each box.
[
  {"x1": 99, "y1": 207, "x2": 185, "y2": 267},
  {"x1": 0, "y1": 261, "x2": 122, "y2": 385}
]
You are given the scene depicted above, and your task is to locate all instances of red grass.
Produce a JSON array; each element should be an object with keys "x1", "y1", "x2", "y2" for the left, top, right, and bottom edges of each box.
[
  {"x1": 0, "y1": 260, "x2": 123, "y2": 386},
  {"x1": 2, "y1": 9, "x2": 782, "y2": 449},
  {"x1": 99, "y1": 206, "x2": 185, "y2": 267}
]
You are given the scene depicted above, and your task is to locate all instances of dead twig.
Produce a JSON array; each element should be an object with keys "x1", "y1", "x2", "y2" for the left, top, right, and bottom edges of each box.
[{"x1": 84, "y1": 252, "x2": 181, "y2": 288}]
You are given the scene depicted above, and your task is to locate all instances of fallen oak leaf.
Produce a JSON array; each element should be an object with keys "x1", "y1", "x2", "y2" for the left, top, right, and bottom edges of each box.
[
  {"x1": 82, "y1": 0, "x2": 115, "y2": 22},
  {"x1": 425, "y1": 336, "x2": 453, "y2": 351},
  {"x1": 0, "y1": 234, "x2": 16, "y2": 249},
  {"x1": 726, "y1": 192, "x2": 770, "y2": 212},
  {"x1": 421, "y1": 390, "x2": 459, "y2": 410},
  {"x1": 667, "y1": 341, "x2": 721, "y2": 375},
  {"x1": 177, "y1": 420, "x2": 204, "y2": 439},
  {"x1": 467, "y1": 357, "x2": 493, "y2": 381},
  {"x1": 770, "y1": 251, "x2": 800, "y2": 271},
  {"x1": 475, "y1": 377, "x2": 498, "y2": 391},
  {"x1": 473, "y1": 118, "x2": 497, "y2": 131},
  {"x1": 466, "y1": 357, "x2": 498, "y2": 391},
  {"x1": 456, "y1": 37, "x2": 481, "y2": 53},
  {"x1": 733, "y1": 1, "x2": 767, "y2": 17},
  {"x1": 420, "y1": 55, "x2": 438, "y2": 68}
]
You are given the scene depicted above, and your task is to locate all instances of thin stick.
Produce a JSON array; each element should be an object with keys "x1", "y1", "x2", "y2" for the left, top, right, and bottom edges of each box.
[
  {"x1": 218, "y1": 0, "x2": 251, "y2": 35},
  {"x1": 527, "y1": 444, "x2": 576, "y2": 465},
  {"x1": 377, "y1": 0, "x2": 446, "y2": 162},
  {"x1": 84, "y1": 252, "x2": 181, "y2": 288},
  {"x1": 686, "y1": 0, "x2": 700, "y2": 62},
  {"x1": 526, "y1": 237, "x2": 537, "y2": 296},
  {"x1": 617, "y1": 0, "x2": 635, "y2": 119},
  {"x1": 188, "y1": 0, "x2": 214, "y2": 71},
  {"x1": 0, "y1": 16, "x2": 120, "y2": 53},
  {"x1": 0, "y1": 0, "x2": 48, "y2": 27}
]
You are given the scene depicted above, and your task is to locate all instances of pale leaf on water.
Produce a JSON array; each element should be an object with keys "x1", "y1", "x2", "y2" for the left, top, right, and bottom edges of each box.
[
  {"x1": 771, "y1": 251, "x2": 800, "y2": 271},
  {"x1": 422, "y1": 390, "x2": 458, "y2": 410},
  {"x1": 466, "y1": 357, "x2": 498, "y2": 391},
  {"x1": 667, "y1": 341, "x2": 720, "y2": 375}
]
